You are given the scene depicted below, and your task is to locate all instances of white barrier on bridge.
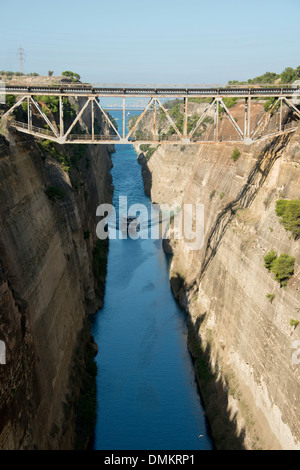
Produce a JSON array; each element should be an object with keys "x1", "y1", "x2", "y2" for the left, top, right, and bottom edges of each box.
[
  {"x1": 292, "y1": 81, "x2": 300, "y2": 105},
  {"x1": 0, "y1": 81, "x2": 5, "y2": 105}
]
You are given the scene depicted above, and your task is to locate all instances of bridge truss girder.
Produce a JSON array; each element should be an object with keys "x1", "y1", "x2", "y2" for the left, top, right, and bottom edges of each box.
[{"x1": 1, "y1": 91, "x2": 300, "y2": 146}]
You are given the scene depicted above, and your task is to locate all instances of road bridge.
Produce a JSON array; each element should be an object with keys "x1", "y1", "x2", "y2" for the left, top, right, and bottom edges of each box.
[{"x1": 1, "y1": 84, "x2": 300, "y2": 145}]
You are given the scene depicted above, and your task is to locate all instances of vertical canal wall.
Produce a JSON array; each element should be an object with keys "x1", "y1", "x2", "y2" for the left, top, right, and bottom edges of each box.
[
  {"x1": 137, "y1": 129, "x2": 300, "y2": 450},
  {"x1": 0, "y1": 107, "x2": 113, "y2": 449}
]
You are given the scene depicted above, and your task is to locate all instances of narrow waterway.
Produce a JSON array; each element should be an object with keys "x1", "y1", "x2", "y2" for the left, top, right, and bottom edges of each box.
[{"x1": 91, "y1": 110, "x2": 212, "y2": 450}]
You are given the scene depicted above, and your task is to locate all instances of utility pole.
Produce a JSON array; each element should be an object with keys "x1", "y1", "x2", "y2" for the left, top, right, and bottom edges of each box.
[{"x1": 17, "y1": 46, "x2": 25, "y2": 74}]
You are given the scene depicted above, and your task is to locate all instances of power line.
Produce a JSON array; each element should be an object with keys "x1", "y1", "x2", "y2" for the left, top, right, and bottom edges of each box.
[{"x1": 17, "y1": 46, "x2": 25, "y2": 74}]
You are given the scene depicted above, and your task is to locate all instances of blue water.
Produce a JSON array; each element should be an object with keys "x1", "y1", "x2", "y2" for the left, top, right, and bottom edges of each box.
[{"x1": 91, "y1": 111, "x2": 212, "y2": 450}]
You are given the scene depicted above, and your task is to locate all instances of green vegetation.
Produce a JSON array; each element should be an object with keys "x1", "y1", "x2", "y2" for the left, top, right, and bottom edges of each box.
[
  {"x1": 62, "y1": 70, "x2": 81, "y2": 82},
  {"x1": 45, "y1": 185, "x2": 67, "y2": 201},
  {"x1": 275, "y1": 199, "x2": 300, "y2": 239},
  {"x1": 134, "y1": 129, "x2": 147, "y2": 140},
  {"x1": 139, "y1": 143, "x2": 158, "y2": 160},
  {"x1": 219, "y1": 97, "x2": 238, "y2": 115},
  {"x1": 271, "y1": 254, "x2": 295, "y2": 287},
  {"x1": 34, "y1": 95, "x2": 76, "y2": 122},
  {"x1": 262, "y1": 97, "x2": 281, "y2": 116},
  {"x1": 281, "y1": 67, "x2": 300, "y2": 84},
  {"x1": 290, "y1": 319, "x2": 299, "y2": 328},
  {"x1": 266, "y1": 293, "x2": 275, "y2": 303},
  {"x1": 38, "y1": 140, "x2": 71, "y2": 172},
  {"x1": 140, "y1": 144, "x2": 150, "y2": 153},
  {"x1": 38, "y1": 138, "x2": 87, "y2": 173},
  {"x1": 145, "y1": 146, "x2": 157, "y2": 160},
  {"x1": 219, "y1": 192, "x2": 225, "y2": 200},
  {"x1": 231, "y1": 147, "x2": 241, "y2": 162},
  {"x1": 264, "y1": 97, "x2": 277, "y2": 112},
  {"x1": 0, "y1": 70, "x2": 39, "y2": 79},
  {"x1": 228, "y1": 66, "x2": 300, "y2": 85},
  {"x1": 264, "y1": 251, "x2": 295, "y2": 287},
  {"x1": 36, "y1": 95, "x2": 59, "y2": 115},
  {"x1": 264, "y1": 250, "x2": 277, "y2": 271},
  {"x1": 5, "y1": 95, "x2": 16, "y2": 108}
]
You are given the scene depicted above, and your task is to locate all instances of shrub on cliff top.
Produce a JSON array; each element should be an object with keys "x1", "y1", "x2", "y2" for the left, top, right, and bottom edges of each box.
[
  {"x1": 275, "y1": 199, "x2": 300, "y2": 239},
  {"x1": 62, "y1": 70, "x2": 80, "y2": 82}
]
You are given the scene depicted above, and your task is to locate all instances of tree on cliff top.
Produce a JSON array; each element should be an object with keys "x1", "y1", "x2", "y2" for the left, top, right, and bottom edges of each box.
[{"x1": 62, "y1": 71, "x2": 81, "y2": 82}]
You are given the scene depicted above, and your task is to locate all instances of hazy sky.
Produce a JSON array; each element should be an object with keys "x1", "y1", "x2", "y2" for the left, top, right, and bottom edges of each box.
[{"x1": 1, "y1": 0, "x2": 300, "y2": 85}]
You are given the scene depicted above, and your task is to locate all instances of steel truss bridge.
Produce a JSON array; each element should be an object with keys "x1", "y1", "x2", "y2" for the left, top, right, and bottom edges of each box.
[{"x1": 1, "y1": 84, "x2": 300, "y2": 145}]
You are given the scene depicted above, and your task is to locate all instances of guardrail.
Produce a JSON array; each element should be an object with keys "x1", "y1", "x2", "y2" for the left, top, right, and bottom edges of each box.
[
  {"x1": 10, "y1": 120, "x2": 55, "y2": 136},
  {"x1": 3, "y1": 85, "x2": 300, "y2": 97},
  {"x1": 67, "y1": 134, "x2": 119, "y2": 141}
]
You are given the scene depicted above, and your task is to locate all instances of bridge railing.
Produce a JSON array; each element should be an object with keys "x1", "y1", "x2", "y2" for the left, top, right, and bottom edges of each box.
[
  {"x1": 10, "y1": 120, "x2": 55, "y2": 137},
  {"x1": 66, "y1": 134, "x2": 183, "y2": 142},
  {"x1": 67, "y1": 134, "x2": 118, "y2": 141}
]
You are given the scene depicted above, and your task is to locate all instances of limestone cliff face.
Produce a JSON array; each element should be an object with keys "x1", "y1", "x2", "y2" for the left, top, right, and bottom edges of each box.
[
  {"x1": 0, "y1": 118, "x2": 113, "y2": 448},
  {"x1": 138, "y1": 130, "x2": 300, "y2": 449}
]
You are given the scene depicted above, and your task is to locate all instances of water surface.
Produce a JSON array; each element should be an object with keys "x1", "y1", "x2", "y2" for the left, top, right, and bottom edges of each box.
[{"x1": 91, "y1": 110, "x2": 212, "y2": 450}]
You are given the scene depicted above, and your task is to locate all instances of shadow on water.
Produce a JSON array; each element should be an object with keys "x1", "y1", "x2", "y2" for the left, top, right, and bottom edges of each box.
[
  {"x1": 170, "y1": 272, "x2": 245, "y2": 450},
  {"x1": 187, "y1": 312, "x2": 247, "y2": 450}
]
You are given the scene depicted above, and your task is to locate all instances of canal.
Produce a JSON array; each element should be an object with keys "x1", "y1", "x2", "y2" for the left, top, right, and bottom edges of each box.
[{"x1": 91, "y1": 110, "x2": 212, "y2": 450}]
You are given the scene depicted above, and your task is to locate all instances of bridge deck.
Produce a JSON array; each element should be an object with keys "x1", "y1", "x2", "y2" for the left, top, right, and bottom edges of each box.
[{"x1": 2, "y1": 84, "x2": 300, "y2": 98}]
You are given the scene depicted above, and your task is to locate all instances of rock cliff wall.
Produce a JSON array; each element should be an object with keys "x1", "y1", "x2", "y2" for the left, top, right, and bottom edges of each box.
[
  {"x1": 137, "y1": 128, "x2": 300, "y2": 449},
  {"x1": 0, "y1": 108, "x2": 113, "y2": 448}
]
